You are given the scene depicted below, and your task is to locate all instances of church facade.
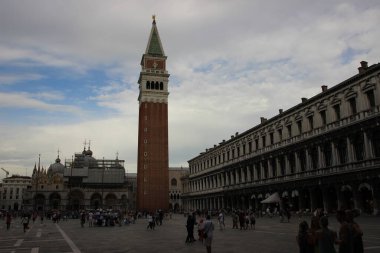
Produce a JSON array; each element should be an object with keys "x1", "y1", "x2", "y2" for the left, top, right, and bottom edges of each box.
[
  {"x1": 136, "y1": 18, "x2": 170, "y2": 212},
  {"x1": 183, "y1": 61, "x2": 380, "y2": 215},
  {"x1": 23, "y1": 146, "x2": 134, "y2": 212}
]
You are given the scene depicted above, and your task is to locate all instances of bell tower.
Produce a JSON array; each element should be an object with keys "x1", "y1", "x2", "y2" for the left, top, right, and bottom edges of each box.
[{"x1": 136, "y1": 16, "x2": 169, "y2": 212}]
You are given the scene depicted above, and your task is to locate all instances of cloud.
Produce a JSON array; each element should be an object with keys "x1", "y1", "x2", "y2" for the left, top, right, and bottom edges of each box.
[
  {"x1": 0, "y1": 92, "x2": 81, "y2": 113},
  {"x1": 0, "y1": 73, "x2": 44, "y2": 85}
]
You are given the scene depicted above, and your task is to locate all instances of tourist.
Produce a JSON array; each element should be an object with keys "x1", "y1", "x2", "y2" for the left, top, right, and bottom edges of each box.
[
  {"x1": 88, "y1": 211, "x2": 93, "y2": 227},
  {"x1": 346, "y1": 210, "x2": 364, "y2": 253},
  {"x1": 21, "y1": 213, "x2": 30, "y2": 233},
  {"x1": 296, "y1": 220, "x2": 314, "y2": 253},
  {"x1": 316, "y1": 216, "x2": 338, "y2": 253},
  {"x1": 250, "y1": 212, "x2": 256, "y2": 230},
  {"x1": 336, "y1": 210, "x2": 354, "y2": 253},
  {"x1": 147, "y1": 213, "x2": 154, "y2": 230},
  {"x1": 309, "y1": 215, "x2": 321, "y2": 252},
  {"x1": 218, "y1": 210, "x2": 225, "y2": 230},
  {"x1": 203, "y1": 215, "x2": 214, "y2": 253},
  {"x1": 198, "y1": 218, "x2": 205, "y2": 242},
  {"x1": 6, "y1": 212, "x2": 11, "y2": 230},
  {"x1": 185, "y1": 214, "x2": 195, "y2": 243},
  {"x1": 80, "y1": 211, "x2": 86, "y2": 228},
  {"x1": 232, "y1": 212, "x2": 238, "y2": 229},
  {"x1": 244, "y1": 212, "x2": 250, "y2": 230}
]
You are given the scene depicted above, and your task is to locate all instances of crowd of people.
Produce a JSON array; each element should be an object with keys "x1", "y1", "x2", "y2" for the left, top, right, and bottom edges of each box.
[
  {"x1": 297, "y1": 209, "x2": 363, "y2": 253},
  {"x1": 1, "y1": 207, "x2": 367, "y2": 253}
]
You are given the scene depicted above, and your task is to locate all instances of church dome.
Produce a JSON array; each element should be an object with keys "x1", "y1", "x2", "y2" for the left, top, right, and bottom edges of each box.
[
  {"x1": 85, "y1": 149, "x2": 93, "y2": 156},
  {"x1": 48, "y1": 159, "x2": 65, "y2": 175}
]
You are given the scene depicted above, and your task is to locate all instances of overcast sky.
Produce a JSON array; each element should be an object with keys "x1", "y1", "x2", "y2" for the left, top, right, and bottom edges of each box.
[{"x1": 0, "y1": 0, "x2": 379, "y2": 178}]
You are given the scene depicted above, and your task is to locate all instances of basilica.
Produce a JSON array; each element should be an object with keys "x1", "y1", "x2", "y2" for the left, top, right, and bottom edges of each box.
[{"x1": 23, "y1": 145, "x2": 136, "y2": 213}]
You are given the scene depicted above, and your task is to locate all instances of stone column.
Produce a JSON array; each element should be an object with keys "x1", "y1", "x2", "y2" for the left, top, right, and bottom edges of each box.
[
  {"x1": 364, "y1": 131, "x2": 374, "y2": 159},
  {"x1": 336, "y1": 185, "x2": 344, "y2": 210},
  {"x1": 295, "y1": 152, "x2": 301, "y2": 173},
  {"x1": 346, "y1": 137, "x2": 354, "y2": 163},
  {"x1": 285, "y1": 154, "x2": 290, "y2": 175},
  {"x1": 276, "y1": 157, "x2": 281, "y2": 177},
  {"x1": 247, "y1": 165, "x2": 251, "y2": 182},
  {"x1": 305, "y1": 149, "x2": 311, "y2": 170},
  {"x1": 241, "y1": 167, "x2": 245, "y2": 183},
  {"x1": 235, "y1": 169, "x2": 240, "y2": 184},
  {"x1": 260, "y1": 162, "x2": 265, "y2": 179},
  {"x1": 268, "y1": 160, "x2": 273, "y2": 178},
  {"x1": 331, "y1": 142, "x2": 338, "y2": 166},
  {"x1": 253, "y1": 164, "x2": 258, "y2": 181},
  {"x1": 225, "y1": 172, "x2": 229, "y2": 186},
  {"x1": 318, "y1": 145, "x2": 324, "y2": 169}
]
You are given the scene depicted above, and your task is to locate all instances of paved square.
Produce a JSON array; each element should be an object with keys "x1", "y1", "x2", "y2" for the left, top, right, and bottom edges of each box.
[{"x1": 1, "y1": 214, "x2": 379, "y2": 253}]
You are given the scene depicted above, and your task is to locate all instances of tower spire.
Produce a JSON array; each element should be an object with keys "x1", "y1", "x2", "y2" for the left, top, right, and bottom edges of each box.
[{"x1": 145, "y1": 15, "x2": 165, "y2": 56}]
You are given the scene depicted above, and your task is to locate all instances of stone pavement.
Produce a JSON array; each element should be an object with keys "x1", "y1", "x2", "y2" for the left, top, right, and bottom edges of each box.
[{"x1": 0, "y1": 214, "x2": 379, "y2": 253}]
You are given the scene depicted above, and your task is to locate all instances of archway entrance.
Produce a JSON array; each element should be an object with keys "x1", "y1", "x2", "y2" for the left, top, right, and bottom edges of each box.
[
  {"x1": 68, "y1": 190, "x2": 85, "y2": 211},
  {"x1": 49, "y1": 192, "x2": 61, "y2": 210},
  {"x1": 359, "y1": 184, "x2": 373, "y2": 214},
  {"x1": 105, "y1": 193, "x2": 117, "y2": 209},
  {"x1": 34, "y1": 194, "x2": 46, "y2": 211},
  {"x1": 90, "y1": 193, "x2": 102, "y2": 210},
  {"x1": 341, "y1": 186, "x2": 354, "y2": 210}
]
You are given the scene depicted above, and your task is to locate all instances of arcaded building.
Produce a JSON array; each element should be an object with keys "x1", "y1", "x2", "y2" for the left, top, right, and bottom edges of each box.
[
  {"x1": 136, "y1": 17, "x2": 170, "y2": 212},
  {"x1": 184, "y1": 61, "x2": 380, "y2": 215}
]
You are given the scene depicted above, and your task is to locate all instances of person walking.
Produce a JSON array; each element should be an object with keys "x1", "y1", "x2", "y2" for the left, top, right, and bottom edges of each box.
[
  {"x1": 203, "y1": 215, "x2": 214, "y2": 253},
  {"x1": 21, "y1": 213, "x2": 30, "y2": 233},
  {"x1": 250, "y1": 212, "x2": 256, "y2": 230},
  {"x1": 185, "y1": 214, "x2": 195, "y2": 243},
  {"x1": 6, "y1": 212, "x2": 12, "y2": 230},
  {"x1": 218, "y1": 211, "x2": 225, "y2": 230},
  {"x1": 80, "y1": 212, "x2": 86, "y2": 228}
]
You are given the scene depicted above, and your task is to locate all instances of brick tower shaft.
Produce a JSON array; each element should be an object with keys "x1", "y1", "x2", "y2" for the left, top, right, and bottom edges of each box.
[{"x1": 136, "y1": 17, "x2": 169, "y2": 212}]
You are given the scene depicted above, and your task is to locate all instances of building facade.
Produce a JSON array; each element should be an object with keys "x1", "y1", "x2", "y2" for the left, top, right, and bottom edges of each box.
[
  {"x1": 0, "y1": 175, "x2": 31, "y2": 211},
  {"x1": 23, "y1": 146, "x2": 135, "y2": 212},
  {"x1": 183, "y1": 61, "x2": 380, "y2": 215},
  {"x1": 137, "y1": 17, "x2": 170, "y2": 212},
  {"x1": 168, "y1": 167, "x2": 189, "y2": 212}
]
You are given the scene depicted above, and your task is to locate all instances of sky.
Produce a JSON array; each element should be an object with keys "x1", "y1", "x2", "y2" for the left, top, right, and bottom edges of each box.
[{"x1": 0, "y1": 0, "x2": 379, "y2": 179}]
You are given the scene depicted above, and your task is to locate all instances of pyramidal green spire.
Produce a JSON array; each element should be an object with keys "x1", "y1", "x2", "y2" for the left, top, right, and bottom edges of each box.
[{"x1": 145, "y1": 17, "x2": 165, "y2": 56}]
